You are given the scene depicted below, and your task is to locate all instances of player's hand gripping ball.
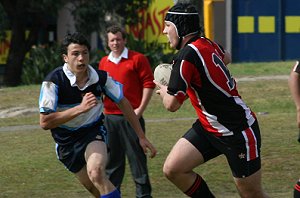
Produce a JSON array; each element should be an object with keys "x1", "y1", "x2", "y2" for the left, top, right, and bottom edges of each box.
[{"x1": 154, "y1": 63, "x2": 172, "y2": 86}]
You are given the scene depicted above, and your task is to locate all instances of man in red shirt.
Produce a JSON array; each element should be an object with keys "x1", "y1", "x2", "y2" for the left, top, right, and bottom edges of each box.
[{"x1": 99, "y1": 25, "x2": 155, "y2": 198}]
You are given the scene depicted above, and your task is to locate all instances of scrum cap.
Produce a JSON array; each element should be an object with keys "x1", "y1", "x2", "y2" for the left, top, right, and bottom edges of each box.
[{"x1": 165, "y1": 3, "x2": 200, "y2": 38}]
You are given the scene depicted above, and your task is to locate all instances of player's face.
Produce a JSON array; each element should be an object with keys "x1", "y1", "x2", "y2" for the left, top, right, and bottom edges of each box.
[
  {"x1": 163, "y1": 21, "x2": 179, "y2": 49},
  {"x1": 107, "y1": 32, "x2": 126, "y2": 57},
  {"x1": 63, "y1": 43, "x2": 89, "y2": 74}
]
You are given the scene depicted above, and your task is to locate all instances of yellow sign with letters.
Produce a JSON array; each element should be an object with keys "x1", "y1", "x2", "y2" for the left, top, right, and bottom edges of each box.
[{"x1": 126, "y1": 0, "x2": 174, "y2": 53}]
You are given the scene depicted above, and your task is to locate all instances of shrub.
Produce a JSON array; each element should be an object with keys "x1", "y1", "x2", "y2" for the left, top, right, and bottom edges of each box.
[
  {"x1": 21, "y1": 44, "x2": 63, "y2": 85},
  {"x1": 21, "y1": 36, "x2": 175, "y2": 85},
  {"x1": 126, "y1": 34, "x2": 174, "y2": 69}
]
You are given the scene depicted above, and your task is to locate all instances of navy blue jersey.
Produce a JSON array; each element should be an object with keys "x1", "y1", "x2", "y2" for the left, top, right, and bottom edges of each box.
[{"x1": 39, "y1": 64, "x2": 123, "y2": 145}]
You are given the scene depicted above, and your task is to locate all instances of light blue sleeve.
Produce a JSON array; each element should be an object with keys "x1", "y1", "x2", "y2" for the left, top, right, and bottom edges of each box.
[
  {"x1": 39, "y1": 81, "x2": 58, "y2": 113},
  {"x1": 104, "y1": 74, "x2": 124, "y2": 103}
]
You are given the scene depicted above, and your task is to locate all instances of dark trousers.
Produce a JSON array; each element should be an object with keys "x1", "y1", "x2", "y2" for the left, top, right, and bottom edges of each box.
[{"x1": 104, "y1": 114, "x2": 152, "y2": 198}]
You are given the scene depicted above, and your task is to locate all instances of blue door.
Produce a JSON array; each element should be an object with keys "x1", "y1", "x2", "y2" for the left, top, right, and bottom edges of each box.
[{"x1": 232, "y1": 0, "x2": 300, "y2": 62}]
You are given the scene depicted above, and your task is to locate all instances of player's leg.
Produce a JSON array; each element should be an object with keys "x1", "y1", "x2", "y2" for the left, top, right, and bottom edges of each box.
[
  {"x1": 75, "y1": 166, "x2": 100, "y2": 197},
  {"x1": 233, "y1": 169, "x2": 269, "y2": 198},
  {"x1": 163, "y1": 137, "x2": 202, "y2": 188},
  {"x1": 123, "y1": 117, "x2": 152, "y2": 198},
  {"x1": 56, "y1": 136, "x2": 101, "y2": 197},
  {"x1": 104, "y1": 115, "x2": 126, "y2": 190},
  {"x1": 163, "y1": 125, "x2": 218, "y2": 197},
  {"x1": 294, "y1": 179, "x2": 300, "y2": 198},
  {"x1": 85, "y1": 140, "x2": 120, "y2": 197},
  {"x1": 224, "y1": 121, "x2": 269, "y2": 198}
]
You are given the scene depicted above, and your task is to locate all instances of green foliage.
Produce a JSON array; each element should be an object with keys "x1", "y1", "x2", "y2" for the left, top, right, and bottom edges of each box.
[
  {"x1": 71, "y1": 0, "x2": 152, "y2": 36},
  {"x1": 0, "y1": 4, "x2": 9, "y2": 41},
  {"x1": 21, "y1": 44, "x2": 63, "y2": 85},
  {"x1": 89, "y1": 49, "x2": 107, "y2": 69},
  {"x1": 71, "y1": 1, "x2": 105, "y2": 36},
  {"x1": 123, "y1": 0, "x2": 151, "y2": 25},
  {"x1": 20, "y1": 44, "x2": 110, "y2": 85},
  {"x1": 126, "y1": 34, "x2": 175, "y2": 69}
]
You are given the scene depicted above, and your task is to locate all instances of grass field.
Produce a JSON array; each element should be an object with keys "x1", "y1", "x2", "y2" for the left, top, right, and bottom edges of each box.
[{"x1": 0, "y1": 60, "x2": 299, "y2": 197}]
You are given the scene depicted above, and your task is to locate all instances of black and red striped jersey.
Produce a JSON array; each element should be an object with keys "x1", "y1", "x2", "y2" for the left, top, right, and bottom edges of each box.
[{"x1": 167, "y1": 37, "x2": 256, "y2": 136}]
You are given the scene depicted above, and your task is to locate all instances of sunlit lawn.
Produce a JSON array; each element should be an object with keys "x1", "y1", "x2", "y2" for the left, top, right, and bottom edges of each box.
[{"x1": 0, "y1": 61, "x2": 299, "y2": 197}]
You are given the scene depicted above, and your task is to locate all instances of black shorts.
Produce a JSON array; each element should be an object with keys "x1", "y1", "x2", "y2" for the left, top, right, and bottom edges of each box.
[
  {"x1": 183, "y1": 120, "x2": 261, "y2": 178},
  {"x1": 55, "y1": 124, "x2": 107, "y2": 173}
]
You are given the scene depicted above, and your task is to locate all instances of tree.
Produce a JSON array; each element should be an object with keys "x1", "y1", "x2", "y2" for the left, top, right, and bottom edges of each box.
[
  {"x1": 70, "y1": 0, "x2": 151, "y2": 57},
  {"x1": 0, "y1": 0, "x2": 63, "y2": 86},
  {"x1": 71, "y1": 0, "x2": 151, "y2": 36},
  {"x1": 0, "y1": 0, "x2": 151, "y2": 86}
]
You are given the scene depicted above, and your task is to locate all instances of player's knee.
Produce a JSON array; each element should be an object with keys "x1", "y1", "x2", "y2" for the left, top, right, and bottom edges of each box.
[
  {"x1": 87, "y1": 165, "x2": 106, "y2": 184},
  {"x1": 236, "y1": 183, "x2": 265, "y2": 198},
  {"x1": 239, "y1": 190, "x2": 265, "y2": 198},
  {"x1": 163, "y1": 162, "x2": 177, "y2": 180}
]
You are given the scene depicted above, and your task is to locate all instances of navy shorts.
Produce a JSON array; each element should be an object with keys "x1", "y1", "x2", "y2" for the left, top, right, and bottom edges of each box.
[
  {"x1": 183, "y1": 120, "x2": 261, "y2": 178},
  {"x1": 55, "y1": 124, "x2": 107, "y2": 173}
]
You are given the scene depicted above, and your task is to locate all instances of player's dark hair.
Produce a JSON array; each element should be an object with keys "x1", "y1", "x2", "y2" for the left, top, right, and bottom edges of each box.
[
  {"x1": 60, "y1": 32, "x2": 91, "y2": 55},
  {"x1": 106, "y1": 25, "x2": 127, "y2": 39}
]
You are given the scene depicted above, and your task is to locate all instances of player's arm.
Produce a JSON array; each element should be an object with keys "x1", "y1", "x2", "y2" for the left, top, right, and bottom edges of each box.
[
  {"x1": 289, "y1": 61, "x2": 300, "y2": 128},
  {"x1": 40, "y1": 92, "x2": 97, "y2": 130},
  {"x1": 134, "y1": 88, "x2": 154, "y2": 118},
  {"x1": 116, "y1": 97, "x2": 157, "y2": 158},
  {"x1": 154, "y1": 83, "x2": 182, "y2": 112},
  {"x1": 215, "y1": 41, "x2": 231, "y2": 65},
  {"x1": 134, "y1": 54, "x2": 155, "y2": 117},
  {"x1": 223, "y1": 50, "x2": 232, "y2": 65}
]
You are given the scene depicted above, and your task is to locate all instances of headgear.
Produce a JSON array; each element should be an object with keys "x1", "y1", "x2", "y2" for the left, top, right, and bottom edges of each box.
[{"x1": 165, "y1": 3, "x2": 200, "y2": 41}]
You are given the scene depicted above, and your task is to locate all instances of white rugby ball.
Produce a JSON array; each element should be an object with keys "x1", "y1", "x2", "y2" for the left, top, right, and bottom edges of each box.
[{"x1": 154, "y1": 63, "x2": 172, "y2": 86}]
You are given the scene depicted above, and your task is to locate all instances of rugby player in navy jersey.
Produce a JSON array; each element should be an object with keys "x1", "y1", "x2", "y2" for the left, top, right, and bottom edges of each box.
[
  {"x1": 288, "y1": 60, "x2": 300, "y2": 198},
  {"x1": 39, "y1": 32, "x2": 156, "y2": 198},
  {"x1": 154, "y1": 3, "x2": 269, "y2": 198}
]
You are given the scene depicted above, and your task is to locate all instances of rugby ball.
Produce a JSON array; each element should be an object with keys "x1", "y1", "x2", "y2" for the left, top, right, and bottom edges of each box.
[{"x1": 154, "y1": 63, "x2": 172, "y2": 86}]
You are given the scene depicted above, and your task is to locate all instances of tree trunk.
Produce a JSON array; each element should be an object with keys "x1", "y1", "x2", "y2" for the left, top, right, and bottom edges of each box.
[
  {"x1": 1, "y1": 0, "x2": 39, "y2": 86},
  {"x1": 4, "y1": 21, "x2": 27, "y2": 86}
]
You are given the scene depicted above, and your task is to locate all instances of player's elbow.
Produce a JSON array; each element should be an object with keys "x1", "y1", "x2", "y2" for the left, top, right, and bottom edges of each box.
[
  {"x1": 163, "y1": 95, "x2": 181, "y2": 112},
  {"x1": 164, "y1": 102, "x2": 181, "y2": 112},
  {"x1": 40, "y1": 123, "x2": 50, "y2": 130},
  {"x1": 39, "y1": 114, "x2": 52, "y2": 130},
  {"x1": 166, "y1": 106, "x2": 179, "y2": 112}
]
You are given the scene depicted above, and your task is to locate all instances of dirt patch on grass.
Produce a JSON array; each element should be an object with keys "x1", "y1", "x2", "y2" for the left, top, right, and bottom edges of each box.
[{"x1": 0, "y1": 107, "x2": 37, "y2": 118}]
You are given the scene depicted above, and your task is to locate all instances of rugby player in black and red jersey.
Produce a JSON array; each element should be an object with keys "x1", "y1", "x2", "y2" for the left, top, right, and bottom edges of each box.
[
  {"x1": 288, "y1": 60, "x2": 300, "y2": 198},
  {"x1": 155, "y1": 3, "x2": 269, "y2": 198}
]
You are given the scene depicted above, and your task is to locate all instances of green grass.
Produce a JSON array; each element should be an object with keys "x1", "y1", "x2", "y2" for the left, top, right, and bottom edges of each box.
[
  {"x1": 0, "y1": 61, "x2": 299, "y2": 197},
  {"x1": 228, "y1": 60, "x2": 295, "y2": 77}
]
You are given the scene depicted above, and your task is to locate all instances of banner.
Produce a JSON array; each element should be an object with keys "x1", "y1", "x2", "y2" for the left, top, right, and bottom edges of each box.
[{"x1": 126, "y1": 0, "x2": 174, "y2": 53}]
